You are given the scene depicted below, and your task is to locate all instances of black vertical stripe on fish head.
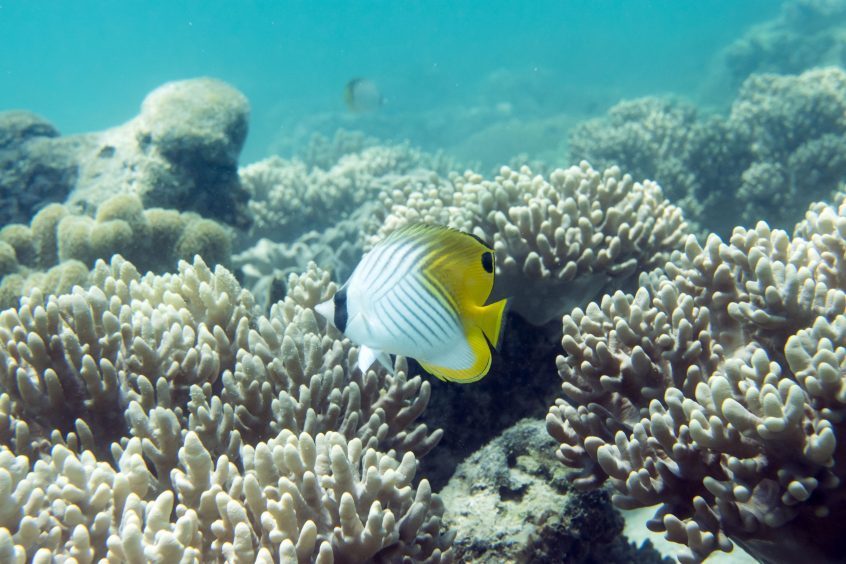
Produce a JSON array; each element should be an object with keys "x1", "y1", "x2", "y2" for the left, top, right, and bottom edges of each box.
[
  {"x1": 465, "y1": 231, "x2": 494, "y2": 250},
  {"x1": 333, "y1": 288, "x2": 348, "y2": 333},
  {"x1": 481, "y1": 251, "x2": 493, "y2": 273}
]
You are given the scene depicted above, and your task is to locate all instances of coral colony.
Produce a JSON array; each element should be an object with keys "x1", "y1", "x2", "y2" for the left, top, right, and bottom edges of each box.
[{"x1": 2, "y1": 11, "x2": 846, "y2": 561}]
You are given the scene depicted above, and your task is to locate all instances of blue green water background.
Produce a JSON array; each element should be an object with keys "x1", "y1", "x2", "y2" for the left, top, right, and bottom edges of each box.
[{"x1": 1, "y1": 1, "x2": 778, "y2": 164}]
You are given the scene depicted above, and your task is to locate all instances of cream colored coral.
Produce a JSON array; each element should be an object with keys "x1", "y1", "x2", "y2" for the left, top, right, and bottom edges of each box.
[
  {"x1": 0, "y1": 255, "x2": 252, "y2": 463},
  {"x1": 0, "y1": 253, "x2": 449, "y2": 561},
  {"x1": 0, "y1": 428, "x2": 451, "y2": 562},
  {"x1": 168, "y1": 429, "x2": 452, "y2": 562},
  {"x1": 240, "y1": 145, "x2": 451, "y2": 243},
  {"x1": 217, "y1": 262, "x2": 443, "y2": 458},
  {"x1": 547, "y1": 194, "x2": 846, "y2": 563}
]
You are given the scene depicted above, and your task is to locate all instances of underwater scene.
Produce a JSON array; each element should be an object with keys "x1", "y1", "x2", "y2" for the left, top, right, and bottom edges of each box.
[{"x1": 2, "y1": 0, "x2": 846, "y2": 562}]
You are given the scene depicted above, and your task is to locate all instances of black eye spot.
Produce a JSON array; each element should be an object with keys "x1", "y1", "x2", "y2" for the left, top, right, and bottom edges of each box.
[
  {"x1": 333, "y1": 288, "x2": 348, "y2": 333},
  {"x1": 481, "y1": 252, "x2": 494, "y2": 273}
]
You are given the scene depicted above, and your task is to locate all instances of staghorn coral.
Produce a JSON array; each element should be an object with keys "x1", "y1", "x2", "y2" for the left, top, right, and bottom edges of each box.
[
  {"x1": 0, "y1": 254, "x2": 449, "y2": 560},
  {"x1": 569, "y1": 67, "x2": 846, "y2": 237},
  {"x1": 546, "y1": 193, "x2": 846, "y2": 563},
  {"x1": 372, "y1": 161, "x2": 687, "y2": 326}
]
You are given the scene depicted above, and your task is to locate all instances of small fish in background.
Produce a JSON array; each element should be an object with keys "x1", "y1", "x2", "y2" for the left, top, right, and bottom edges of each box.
[
  {"x1": 343, "y1": 78, "x2": 384, "y2": 112},
  {"x1": 315, "y1": 224, "x2": 508, "y2": 382}
]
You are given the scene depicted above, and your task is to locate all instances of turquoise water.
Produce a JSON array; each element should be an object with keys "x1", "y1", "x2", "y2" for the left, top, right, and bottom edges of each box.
[{"x1": 1, "y1": 1, "x2": 778, "y2": 163}]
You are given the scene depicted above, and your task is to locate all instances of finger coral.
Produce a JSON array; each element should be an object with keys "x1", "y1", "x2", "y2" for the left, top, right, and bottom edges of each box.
[
  {"x1": 240, "y1": 142, "x2": 455, "y2": 243},
  {"x1": 0, "y1": 255, "x2": 449, "y2": 561},
  {"x1": 0, "y1": 427, "x2": 451, "y2": 562},
  {"x1": 718, "y1": 0, "x2": 846, "y2": 89},
  {"x1": 373, "y1": 161, "x2": 688, "y2": 325},
  {"x1": 547, "y1": 193, "x2": 846, "y2": 563},
  {"x1": 569, "y1": 67, "x2": 846, "y2": 237}
]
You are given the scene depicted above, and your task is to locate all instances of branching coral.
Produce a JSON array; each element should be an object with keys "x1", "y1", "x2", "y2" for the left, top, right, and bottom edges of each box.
[
  {"x1": 234, "y1": 201, "x2": 381, "y2": 311},
  {"x1": 546, "y1": 194, "x2": 846, "y2": 563},
  {"x1": 235, "y1": 136, "x2": 468, "y2": 311},
  {"x1": 567, "y1": 98, "x2": 700, "y2": 210},
  {"x1": 373, "y1": 161, "x2": 687, "y2": 325},
  {"x1": 236, "y1": 158, "x2": 452, "y2": 310},
  {"x1": 0, "y1": 255, "x2": 449, "y2": 560},
  {"x1": 717, "y1": 0, "x2": 846, "y2": 89},
  {"x1": 240, "y1": 144, "x2": 457, "y2": 244},
  {"x1": 568, "y1": 67, "x2": 846, "y2": 237},
  {"x1": 0, "y1": 428, "x2": 451, "y2": 562}
]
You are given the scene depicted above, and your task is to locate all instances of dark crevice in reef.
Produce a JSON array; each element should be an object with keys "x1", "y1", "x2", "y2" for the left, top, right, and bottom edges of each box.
[{"x1": 419, "y1": 312, "x2": 563, "y2": 491}]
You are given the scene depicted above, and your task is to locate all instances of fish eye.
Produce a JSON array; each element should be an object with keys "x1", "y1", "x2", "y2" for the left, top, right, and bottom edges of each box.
[{"x1": 481, "y1": 252, "x2": 494, "y2": 273}]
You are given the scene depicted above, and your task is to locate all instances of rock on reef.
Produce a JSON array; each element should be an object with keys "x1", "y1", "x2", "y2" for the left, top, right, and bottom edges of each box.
[
  {"x1": 0, "y1": 111, "x2": 80, "y2": 226},
  {"x1": 71, "y1": 77, "x2": 252, "y2": 228},
  {"x1": 440, "y1": 419, "x2": 668, "y2": 563},
  {"x1": 1, "y1": 78, "x2": 252, "y2": 228}
]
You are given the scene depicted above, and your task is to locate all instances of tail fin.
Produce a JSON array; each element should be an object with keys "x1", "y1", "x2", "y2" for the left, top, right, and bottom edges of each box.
[{"x1": 476, "y1": 298, "x2": 508, "y2": 349}]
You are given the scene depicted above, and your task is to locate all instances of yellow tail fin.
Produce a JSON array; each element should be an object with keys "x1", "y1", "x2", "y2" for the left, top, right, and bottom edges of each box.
[{"x1": 476, "y1": 298, "x2": 508, "y2": 349}]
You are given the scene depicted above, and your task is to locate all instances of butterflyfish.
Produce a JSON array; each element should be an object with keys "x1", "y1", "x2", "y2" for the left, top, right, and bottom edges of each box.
[
  {"x1": 315, "y1": 224, "x2": 508, "y2": 383},
  {"x1": 343, "y1": 78, "x2": 383, "y2": 112}
]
